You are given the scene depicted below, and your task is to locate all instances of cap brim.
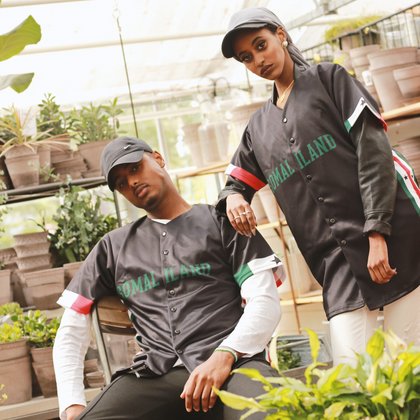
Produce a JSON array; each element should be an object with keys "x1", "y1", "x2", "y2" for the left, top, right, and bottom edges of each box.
[
  {"x1": 222, "y1": 22, "x2": 268, "y2": 59},
  {"x1": 107, "y1": 150, "x2": 145, "y2": 191}
]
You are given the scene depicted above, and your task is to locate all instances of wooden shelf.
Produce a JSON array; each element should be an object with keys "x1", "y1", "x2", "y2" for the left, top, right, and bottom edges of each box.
[
  {"x1": 175, "y1": 160, "x2": 230, "y2": 179},
  {"x1": 280, "y1": 293, "x2": 323, "y2": 307},
  {"x1": 382, "y1": 101, "x2": 420, "y2": 122},
  {"x1": 0, "y1": 388, "x2": 100, "y2": 420}
]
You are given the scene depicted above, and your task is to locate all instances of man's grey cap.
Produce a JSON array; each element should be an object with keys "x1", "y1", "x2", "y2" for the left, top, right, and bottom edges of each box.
[
  {"x1": 221, "y1": 7, "x2": 282, "y2": 60},
  {"x1": 100, "y1": 137, "x2": 153, "y2": 191}
]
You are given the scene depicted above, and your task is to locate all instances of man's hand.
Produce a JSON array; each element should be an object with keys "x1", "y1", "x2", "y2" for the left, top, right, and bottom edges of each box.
[
  {"x1": 66, "y1": 404, "x2": 85, "y2": 420},
  {"x1": 180, "y1": 350, "x2": 235, "y2": 413},
  {"x1": 226, "y1": 194, "x2": 257, "y2": 238},
  {"x1": 368, "y1": 232, "x2": 397, "y2": 284}
]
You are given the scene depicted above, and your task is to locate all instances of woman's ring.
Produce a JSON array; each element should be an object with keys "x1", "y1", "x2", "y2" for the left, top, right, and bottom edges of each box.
[{"x1": 234, "y1": 215, "x2": 242, "y2": 220}]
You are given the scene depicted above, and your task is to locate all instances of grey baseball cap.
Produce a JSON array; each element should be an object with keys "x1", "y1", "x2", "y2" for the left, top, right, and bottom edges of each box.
[
  {"x1": 221, "y1": 7, "x2": 282, "y2": 60},
  {"x1": 100, "y1": 137, "x2": 153, "y2": 191}
]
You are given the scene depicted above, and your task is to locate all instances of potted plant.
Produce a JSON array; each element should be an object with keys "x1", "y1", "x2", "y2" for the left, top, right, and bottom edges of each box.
[
  {"x1": 0, "y1": 105, "x2": 55, "y2": 189},
  {"x1": 0, "y1": 321, "x2": 31, "y2": 405},
  {"x1": 49, "y1": 176, "x2": 118, "y2": 285},
  {"x1": 36, "y1": 94, "x2": 75, "y2": 183},
  {"x1": 0, "y1": 182, "x2": 11, "y2": 305},
  {"x1": 16, "y1": 309, "x2": 61, "y2": 398},
  {"x1": 216, "y1": 328, "x2": 420, "y2": 419},
  {"x1": 70, "y1": 98, "x2": 124, "y2": 176}
]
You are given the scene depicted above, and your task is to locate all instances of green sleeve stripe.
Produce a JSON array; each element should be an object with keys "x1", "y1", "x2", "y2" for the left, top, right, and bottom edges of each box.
[
  {"x1": 234, "y1": 264, "x2": 253, "y2": 287},
  {"x1": 344, "y1": 119, "x2": 351, "y2": 133},
  {"x1": 396, "y1": 172, "x2": 420, "y2": 217}
]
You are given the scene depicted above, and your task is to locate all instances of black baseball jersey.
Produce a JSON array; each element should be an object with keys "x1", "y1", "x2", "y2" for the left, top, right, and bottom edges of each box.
[
  {"x1": 57, "y1": 204, "x2": 284, "y2": 377},
  {"x1": 222, "y1": 62, "x2": 420, "y2": 320}
]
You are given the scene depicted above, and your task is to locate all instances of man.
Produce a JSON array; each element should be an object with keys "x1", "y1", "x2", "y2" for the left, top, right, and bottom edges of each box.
[{"x1": 53, "y1": 137, "x2": 284, "y2": 420}]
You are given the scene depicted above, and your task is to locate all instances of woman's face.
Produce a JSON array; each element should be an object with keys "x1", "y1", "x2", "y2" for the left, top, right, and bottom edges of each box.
[{"x1": 232, "y1": 27, "x2": 287, "y2": 80}]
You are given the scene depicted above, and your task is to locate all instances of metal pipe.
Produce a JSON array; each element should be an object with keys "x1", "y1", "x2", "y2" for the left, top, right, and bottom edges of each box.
[
  {"x1": 0, "y1": 0, "x2": 90, "y2": 7},
  {"x1": 19, "y1": 30, "x2": 226, "y2": 55}
]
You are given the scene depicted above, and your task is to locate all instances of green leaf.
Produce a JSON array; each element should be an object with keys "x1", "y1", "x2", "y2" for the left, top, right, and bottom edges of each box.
[
  {"x1": 212, "y1": 388, "x2": 265, "y2": 411},
  {"x1": 393, "y1": 377, "x2": 411, "y2": 407},
  {"x1": 324, "y1": 401, "x2": 347, "y2": 419},
  {"x1": 366, "y1": 330, "x2": 384, "y2": 361},
  {"x1": 0, "y1": 16, "x2": 41, "y2": 62},
  {"x1": 356, "y1": 351, "x2": 373, "y2": 388},
  {"x1": 304, "y1": 329, "x2": 320, "y2": 363},
  {"x1": 265, "y1": 376, "x2": 312, "y2": 392},
  {"x1": 0, "y1": 73, "x2": 34, "y2": 93}
]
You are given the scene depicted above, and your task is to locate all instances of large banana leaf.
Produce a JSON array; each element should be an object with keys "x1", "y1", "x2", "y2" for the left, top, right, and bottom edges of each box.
[
  {"x1": 0, "y1": 15, "x2": 41, "y2": 62},
  {"x1": 0, "y1": 73, "x2": 34, "y2": 93}
]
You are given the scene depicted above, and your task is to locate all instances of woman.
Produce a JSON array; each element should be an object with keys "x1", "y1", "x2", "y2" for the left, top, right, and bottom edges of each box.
[{"x1": 217, "y1": 7, "x2": 420, "y2": 366}]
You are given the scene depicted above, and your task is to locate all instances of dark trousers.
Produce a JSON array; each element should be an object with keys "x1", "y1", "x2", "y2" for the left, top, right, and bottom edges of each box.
[{"x1": 75, "y1": 358, "x2": 279, "y2": 420}]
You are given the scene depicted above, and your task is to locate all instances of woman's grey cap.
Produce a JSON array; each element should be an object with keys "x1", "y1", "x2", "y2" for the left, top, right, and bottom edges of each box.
[
  {"x1": 221, "y1": 7, "x2": 310, "y2": 69},
  {"x1": 100, "y1": 137, "x2": 153, "y2": 191},
  {"x1": 222, "y1": 7, "x2": 282, "y2": 59}
]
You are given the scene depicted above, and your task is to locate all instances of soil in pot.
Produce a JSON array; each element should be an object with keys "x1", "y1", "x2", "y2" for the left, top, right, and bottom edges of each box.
[
  {"x1": 5, "y1": 153, "x2": 40, "y2": 189},
  {"x1": 32, "y1": 359, "x2": 57, "y2": 398},
  {"x1": 77, "y1": 139, "x2": 113, "y2": 172},
  {"x1": 0, "y1": 269, "x2": 11, "y2": 305}
]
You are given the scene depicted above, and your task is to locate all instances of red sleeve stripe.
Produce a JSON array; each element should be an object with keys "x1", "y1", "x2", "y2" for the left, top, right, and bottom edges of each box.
[
  {"x1": 57, "y1": 289, "x2": 93, "y2": 315},
  {"x1": 225, "y1": 164, "x2": 266, "y2": 191},
  {"x1": 274, "y1": 272, "x2": 283, "y2": 288},
  {"x1": 393, "y1": 154, "x2": 420, "y2": 199}
]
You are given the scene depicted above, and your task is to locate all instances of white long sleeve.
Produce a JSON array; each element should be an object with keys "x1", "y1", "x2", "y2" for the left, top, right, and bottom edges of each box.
[
  {"x1": 53, "y1": 308, "x2": 91, "y2": 420},
  {"x1": 220, "y1": 268, "x2": 282, "y2": 356}
]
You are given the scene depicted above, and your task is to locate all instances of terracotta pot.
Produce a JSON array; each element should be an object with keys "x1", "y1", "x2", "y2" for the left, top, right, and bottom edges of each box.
[
  {"x1": 64, "y1": 261, "x2": 83, "y2": 287},
  {"x1": 14, "y1": 242, "x2": 50, "y2": 258},
  {"x1": 398, "y1": 136, "x2": 420, "y2": 179},
  {"x1": 0, "y1": 354, "x2": 32, "y2": 405},
  {"x1": 16, "y1": 253, "x2": 52, "y2": 270},
  {"x1": 13, "y1": 231, "x2": 49, "y2": 245},
  {"x1": 77, "y1": 139, "x2": 113, "y2": 172},
  {"x1": 349, "y1": 45, "x2": 380, "y2": 68},
  {"x1": 52, "y1": 152, "x2": 87, "y2": 181},
  {"x1": 393, "y1": 65, "x2": 420, "y2": 99},
  {"x1": 182, "y1": 122, "x2": 204, "y2": 168},
  {"x1": 0, "y1": 338, "x2": 28, "y2": 360},
  {"x1": 37, "y1": 144, "x2": 51, "y2": 184},
  {"x1": 0, "y1": 156, "x2": 12, "y2": 190},
  {"x1": 17, "y1": 264, "x2": 53, "y2": 307},
  {"x1": 251, "y1": 193, "x2": 269, "y2": 225},
  {"x1": 257, "y1": 185, "x2": 283, "y2": 224},
  {"x1": 3, "y1": 143, "x2": 37, "y2": 160},
  {"x1": 365, "y1": 84, "x2": 381, "y2": 107},
  {"x1": 333, "y1": 49, "x2": 354, "y2": 72},
  {"x1": 82, "y1": 168, "x2": 102, "y2": 178},
  {"x1": 4, "y1": 153, "x2": 40, "y2": 189},
  {"x1": 32, "y1": 359, "x2": 57, "y2": 398},
  {"x1": 84, "y1": 358, "x2": 99, "y2": 374},
  {"x1": 30, "y1": 346, "x2": 53, "y2": 363},
  {"x1": 0, "y1": 247, "x2": 16, "y2": 265},
  {"x1": 21, "y1": 267, "x2": 65, "y2": 310},
  {"x1": 367, "y1": 47, "x2": 418, "y2": 70},
  {"x1": 198, "y1": 120, "x2": 231, "y2": 164},
  {"x1": 86, "y1": 370, "x2": 105, "y2": 388},
  {"x1": 0, "y1": 269, "x2": 11, "y2": 305},
  {"x1": 370, "y1": 63, "x2": 417, "y2": 112},
  {"x1": 50, "y1": 137, "x2": 73, "y2": 164},
  {"x1": 230, "y1": 101, "x2": 266, "y2": 141}
]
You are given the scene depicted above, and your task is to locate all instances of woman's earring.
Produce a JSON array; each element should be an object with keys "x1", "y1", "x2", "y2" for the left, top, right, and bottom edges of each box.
[{"x1": 282, "y1": 40, "x2": 288, "y2": 48}]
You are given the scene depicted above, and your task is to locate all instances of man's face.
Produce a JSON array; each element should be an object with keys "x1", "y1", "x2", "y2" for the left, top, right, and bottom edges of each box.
[{"x1": 110, "y1": 151, "x2": 166, "y2": 210}]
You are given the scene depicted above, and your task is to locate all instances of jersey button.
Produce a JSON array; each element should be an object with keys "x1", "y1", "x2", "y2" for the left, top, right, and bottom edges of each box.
[
  {"x1": 169, "y1": 290, "x2": 175, "y2": 296},
  {"x1": 174, "y1": 330, "x2": 180, "y2": 335},
  {"x1": 283, "y1": 117, "x2": 287, "y2": 123},
  {"x1": 171, "y1": 307, "x2": 177, "y2": 312},
  {"x1": 163, "y1": 250, "x2": 169, "y2": 255},
  {"x1": 341, "y1": 240, "x2": 347, "y2": 245},
  {"x1": 330, "y1": 218, "x2": 336, "y2": 224},
  {"x1": 306, "y1": 175, "x2": 312, "y2": 180},
  {"x1": 289, "y1": 137, "x2": 295, "y2": 143},
  {"x1": 318, "y1": 197, "x2": 324, "y2": 203},
  {"x1": 177, "y1": 349, "x2": 183, "y2": 354},
  {"x1": 162, "y1": 231, "x2": 167, "y2": 237}
]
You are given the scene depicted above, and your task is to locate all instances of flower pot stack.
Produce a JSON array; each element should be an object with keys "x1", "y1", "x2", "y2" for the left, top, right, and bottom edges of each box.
[
  {"x1": 84, "y1": 358, "x2": 105, "y2": 388},
  {"x1": 78, "y1": 138, "x2": 113, "y2": 178},
  {"x1": 51, "y1": 137, "x2": 88, "y2": 181},
  {"x1": 0, "y1": 339, "x2": 32, "y2": 405},
  {"x1": 30, "y1": 347, "x2": 57, "y2": 398},
  {"x1": 12, "y1": 231, "x2": 56, "y2": 308},
  {"x1": 3, "y1": 144, "x2": 40, "y2": 189},
  {"x1": 348, "y1": 45, "x2": 381, "y2": 106},
  {"x1": 367, "y1": 46, "x2": 418, "y2": 112}
]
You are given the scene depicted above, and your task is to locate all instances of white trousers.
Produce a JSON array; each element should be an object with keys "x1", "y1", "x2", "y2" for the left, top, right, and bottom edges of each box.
[{"x1": 329, "y1": 285, "x2": 420, "y2": 367}]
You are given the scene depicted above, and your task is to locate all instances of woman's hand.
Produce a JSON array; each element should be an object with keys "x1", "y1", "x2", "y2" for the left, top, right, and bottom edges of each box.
[
  {"x1": 367, "y1": 232, "x2": 397, "y2": 284},
  {"x1": 66, "y1": 404, "x2": 85, "y2": 420},
  {"x1": 226, "y1": 194, "x2": 257, "y2": 237}
]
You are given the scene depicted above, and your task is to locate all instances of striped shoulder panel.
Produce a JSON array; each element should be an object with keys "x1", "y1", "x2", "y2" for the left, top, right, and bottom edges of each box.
[
  {"x1": 57, "y1": 289, "x2": 94, "y2": 315},
  {"x1": 344, "y1": 97, "x2": 388, "y2": 133},
  {"x1": 393, "y1": 150, "x2": 420, "y2": 217},
  {"x1": 225, "y1": 164, "x2": 266, "y2": 191},
  {"x1": 234, "y1": 254, "x2": 286, "y2": 288}
]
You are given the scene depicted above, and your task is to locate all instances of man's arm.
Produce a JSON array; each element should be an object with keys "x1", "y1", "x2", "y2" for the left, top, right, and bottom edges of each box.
[
  {"x1": 180, "y1": 268, "x2": 281, "y2": 413},
  {"x1": 53, "y1": 308, "x2": 92, "y2": 420}
]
